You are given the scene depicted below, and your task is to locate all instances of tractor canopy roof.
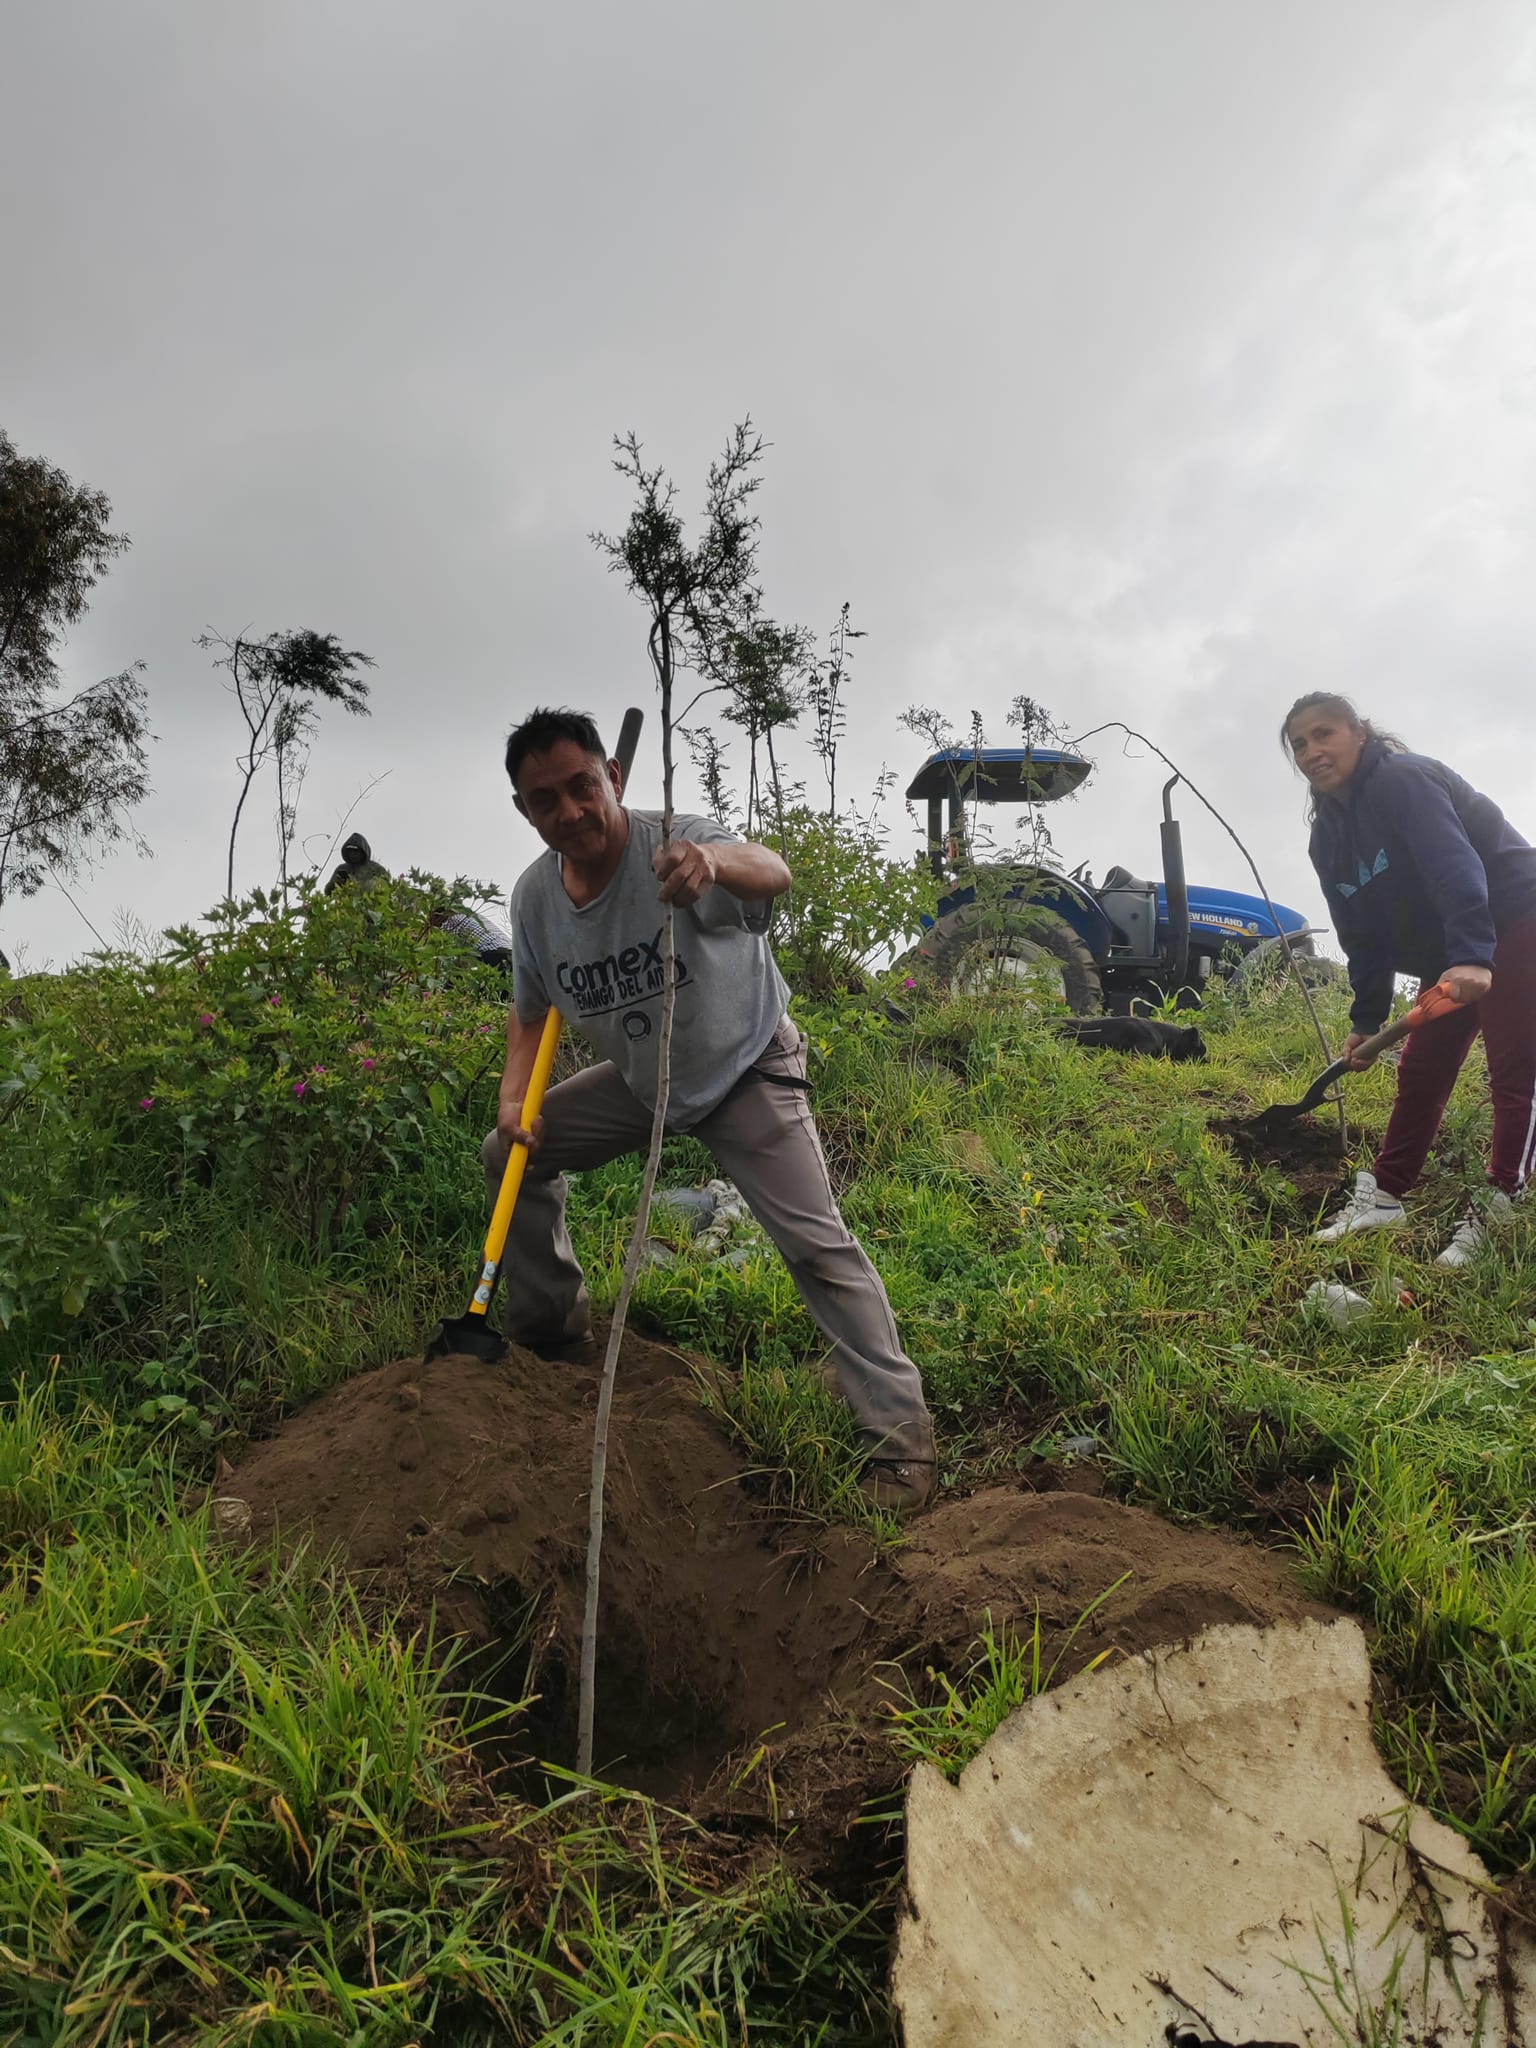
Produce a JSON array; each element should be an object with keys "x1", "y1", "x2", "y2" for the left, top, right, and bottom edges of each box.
[{"x1": 905, "y1": 747, "x2": 1093, "y2": 805}]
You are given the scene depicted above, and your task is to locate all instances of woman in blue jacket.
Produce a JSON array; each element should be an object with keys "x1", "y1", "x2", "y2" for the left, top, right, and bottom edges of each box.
[{"x1": 1284, "y1": 691, "x2": 1536, "y2": 1264}]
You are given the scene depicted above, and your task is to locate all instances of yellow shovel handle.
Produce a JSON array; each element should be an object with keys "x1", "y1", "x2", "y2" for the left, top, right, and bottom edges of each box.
[
  {"x1": 466, "y1": 700, "x2": 643, "y2": 1323},
  {"x1": 469, "y1": 1005, "x2": 563, "y2": 1316}
]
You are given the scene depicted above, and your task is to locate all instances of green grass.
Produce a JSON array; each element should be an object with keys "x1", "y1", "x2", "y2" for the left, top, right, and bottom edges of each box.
[
  {"x1": 0, "y1": 1383, "x2": 885, "y2": 2045},
  {"x1": 6, "y1": 942, "x2": 1536, "y2": 2039},
  {"x1": 878, "y1": 1585, "x2": 1126, "y2": 1781}
]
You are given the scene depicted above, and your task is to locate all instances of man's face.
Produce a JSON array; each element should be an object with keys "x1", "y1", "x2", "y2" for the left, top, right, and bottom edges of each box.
[{"x1": 514, "y1": 740, "x2": 624, "y2": 860}]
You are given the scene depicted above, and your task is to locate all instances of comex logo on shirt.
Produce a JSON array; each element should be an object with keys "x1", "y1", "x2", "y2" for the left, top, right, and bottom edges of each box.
[{"x1": 555, "y1": 927, "x2": 692, "y2": 1016}]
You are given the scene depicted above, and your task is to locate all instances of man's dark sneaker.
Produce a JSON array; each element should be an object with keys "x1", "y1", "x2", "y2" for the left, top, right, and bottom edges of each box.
[{"x1": 859, "y1": 1459, "x2": 936, "y2": 1515}]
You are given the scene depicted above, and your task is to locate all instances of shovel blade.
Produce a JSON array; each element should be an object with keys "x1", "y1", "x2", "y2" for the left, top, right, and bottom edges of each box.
[
  {"x1": 1247, "y1": 1088, "x2": 1329, "y2": 1133},
  {"x1": 1248, "y1": 1056, "x2": 1348, "y2": 1131},
  {"x1": 423, "y1": 1314, "x2": 508, "y2": 1365},
  {"x1": 1247, "y1": 1102, "x2": 1307, "y2": 1133}
]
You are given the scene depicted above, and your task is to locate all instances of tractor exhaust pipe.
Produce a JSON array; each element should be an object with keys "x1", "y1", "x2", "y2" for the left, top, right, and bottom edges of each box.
[{"x1": 1160, "y1": 774, "x2": 1191, "y2": 994}]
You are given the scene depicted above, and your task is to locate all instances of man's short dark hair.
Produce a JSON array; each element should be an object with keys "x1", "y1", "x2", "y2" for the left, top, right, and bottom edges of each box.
[{"x1": 504, "y1": 707, "x2": 608, "y2": 791}]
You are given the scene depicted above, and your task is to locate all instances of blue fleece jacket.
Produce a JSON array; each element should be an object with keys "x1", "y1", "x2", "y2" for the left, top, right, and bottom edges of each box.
[{"x1": 1308, "y1": 738, "x2": 1536, "y2": 1032}]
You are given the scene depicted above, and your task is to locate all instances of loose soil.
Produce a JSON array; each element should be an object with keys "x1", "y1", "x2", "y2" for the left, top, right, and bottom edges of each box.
[
  {"x1": 226, "y1": 1327, "x2": 1329, "y2": 1864},
  {"x1": 1211, "y1": 1111, "x2": 1357, "y2": 1222}
]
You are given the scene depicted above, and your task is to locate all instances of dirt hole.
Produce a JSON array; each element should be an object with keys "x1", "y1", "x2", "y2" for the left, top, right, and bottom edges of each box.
[
  {"x1": 1210, "y1": 1112, "x2": 1358, "y2": 1221},
  {"x1": 227, "y1": 1328, "x2": 1332, "y2": 1852}
]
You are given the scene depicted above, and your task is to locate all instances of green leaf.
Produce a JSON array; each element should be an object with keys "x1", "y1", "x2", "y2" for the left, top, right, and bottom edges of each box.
[{"x1": 0, "y1": 1693, "x2": 61, "y2": 1760}]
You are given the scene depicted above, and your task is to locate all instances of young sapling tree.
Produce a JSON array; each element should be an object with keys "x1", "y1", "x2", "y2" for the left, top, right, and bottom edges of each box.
[
  {"x1": 679, "y1": 721, "x2": 737, "y2": 827},
  {"x1": 581, "y1": 420, "x2": 776, "y2": 1774},
  {"x1": 719, "y1": 616, "x2": 812, "y2": 840},
  {"x1": 809, "y1": 601, "x2": 862, "y2": 819},
  {"x1": 205, "y1": 628, "x2": 374, "y2": 899}
]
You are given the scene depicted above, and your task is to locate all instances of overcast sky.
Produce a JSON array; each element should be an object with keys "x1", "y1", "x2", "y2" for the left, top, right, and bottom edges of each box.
[{"x1": 6, "y1": 2, "x2": 1536, "y2": 969}]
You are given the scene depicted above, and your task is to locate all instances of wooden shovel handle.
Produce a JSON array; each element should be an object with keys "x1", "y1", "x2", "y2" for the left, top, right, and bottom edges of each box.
[{"x1": 1352, "y1": 978, "x2": 1462, "y2": 1065}]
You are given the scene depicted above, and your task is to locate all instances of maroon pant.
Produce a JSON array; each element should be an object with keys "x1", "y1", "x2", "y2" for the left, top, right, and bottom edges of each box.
[{"x1": 1374, "y1": 918, "x2": 1536, "y2": 1198}]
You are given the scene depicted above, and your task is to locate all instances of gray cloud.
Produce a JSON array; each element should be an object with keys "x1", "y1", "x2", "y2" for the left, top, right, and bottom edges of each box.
[{"x1": 5, "y1": 1, "x2": 1534, "y2": 965}]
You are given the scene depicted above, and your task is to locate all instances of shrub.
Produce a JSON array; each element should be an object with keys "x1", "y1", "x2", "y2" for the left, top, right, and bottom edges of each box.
[
  {"x1": 0, "y1": 877, "x2": 507, "y2": 1345},
  {"x1": 764, "y1": 804, "x2": 936, "y2": 1000}
]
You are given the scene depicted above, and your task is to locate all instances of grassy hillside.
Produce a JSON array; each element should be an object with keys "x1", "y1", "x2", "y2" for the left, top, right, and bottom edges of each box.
[{"x1": 3, "y1": 882, "x2": 1533, "y2": 2043}]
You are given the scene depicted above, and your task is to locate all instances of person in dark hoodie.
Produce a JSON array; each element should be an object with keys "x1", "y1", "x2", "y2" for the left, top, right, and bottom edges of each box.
[
  {"x1": 1284, "y1": 691, "x2": 1536, "y2": 1264},
  {"x1": 324, "y1": 832, "x2": 389, "y2": 894}
]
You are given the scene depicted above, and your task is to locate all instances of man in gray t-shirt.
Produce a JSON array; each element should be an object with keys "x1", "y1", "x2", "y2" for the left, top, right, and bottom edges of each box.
[
  {"x1": 481, "y1": 706, "x2": 936, "y2": 1513},
  {"x1": 510, "y1": 805, "x2": 789, "y2": 1126}
]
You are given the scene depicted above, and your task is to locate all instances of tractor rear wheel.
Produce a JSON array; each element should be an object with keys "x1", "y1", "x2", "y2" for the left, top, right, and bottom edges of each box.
[
  {"x1": 1230, "y1": 934, "x2": 1347, "y2": 1000},
  {"x1": 913, "y1": 901, "x2": 1103, "y2": 1015}
]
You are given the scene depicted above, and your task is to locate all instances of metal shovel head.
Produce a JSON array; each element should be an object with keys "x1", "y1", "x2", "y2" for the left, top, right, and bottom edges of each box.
[
  {"x1": 423, "y1": 1312, "x2": 508, "y2": 1365},
  {"x1": 1246, "y1": 1055, "x2": 1348, "y2": 1132}
]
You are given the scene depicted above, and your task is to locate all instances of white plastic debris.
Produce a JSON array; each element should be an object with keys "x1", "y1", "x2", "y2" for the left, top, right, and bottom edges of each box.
[
  {"x1": 1304, "y1": 1279, "x2": 1372, "y2": 1327},
  {"x1": 210, "y1": 1495, "x2": 252, "y2": 1540},
  {"x1": 693, "y1": 1178, "x2": 752, "y2": 1257},
  {"x1": 653, "y1": 1187, "x2": 718, "y2": 1235}
]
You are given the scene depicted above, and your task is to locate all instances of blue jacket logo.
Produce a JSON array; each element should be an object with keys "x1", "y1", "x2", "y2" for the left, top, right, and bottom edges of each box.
[{"x1": 1338, "y1": 848, "x2": 1389, "y2": 899}]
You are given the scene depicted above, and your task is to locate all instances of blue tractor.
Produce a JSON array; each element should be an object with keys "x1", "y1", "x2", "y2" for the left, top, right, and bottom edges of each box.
[{"x1": 905, "y1": 746, "x2": 1319, "y2": 1015}]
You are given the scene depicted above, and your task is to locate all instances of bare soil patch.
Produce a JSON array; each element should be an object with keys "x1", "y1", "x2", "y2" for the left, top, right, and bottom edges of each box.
[
  {"x1": 1210, "y1": 1111, "x2": 1356, "y2": 1222},
  {"x1": 226, "y1": 1328, "x2": 1329, "y2": 1862}
]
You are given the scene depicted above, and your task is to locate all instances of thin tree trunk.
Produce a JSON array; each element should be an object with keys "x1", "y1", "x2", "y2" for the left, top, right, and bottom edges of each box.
[
  {"x1": 275, "y1": 741, "x2": 289, "y2": 894},
  {"x1": 226, "y1": 767, "x2": 258, "y2": 902},
  {"x1": 225, "y1": 647, "x2": 275, "y2": 901},
  {"x1": 0, "y1": 577, "x2": 43, "y2": 674},
  {"x1": 577, "y1": 616, "x2": 677, "y2": 1778},
  {"x1": 765, "y1": 724, "x2": 787, "y2": 846}
]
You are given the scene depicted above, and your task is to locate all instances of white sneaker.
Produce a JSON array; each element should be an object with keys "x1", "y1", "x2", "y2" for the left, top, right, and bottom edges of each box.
[
  {"x1": 1313, "y1": 1170, "x2": 1407, "y2": 1243},
  {"x1": 1435, "y1": 1189, "x2": 1515, "y2": 1268}
]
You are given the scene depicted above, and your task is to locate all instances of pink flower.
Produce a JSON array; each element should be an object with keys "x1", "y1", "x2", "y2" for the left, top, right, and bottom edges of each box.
[
  {"x1": 198, "y1": 1011, "x2": 214, "y2": 1027},
  {"x1": 312, "y1": 1065, "x2": 326, "y2": 1076},
  {"x1": 269, "y1": 995, "x2": 281, "y2": 1008},
  {"x1": 903, "y1": 976, "x2": 917, "y2": 989},
  {"x1": 139, "y1": 1096, "x2": 155, "y2": 1110},
  {"x1": 477, "y1": 1023, "x2": 491, "y2": 1033},
  {"x1": 293, "y1": 1081, "x2": 307, "y2": 1098},
  {"x1": 361, "y1": 1058, "x2": 377, "y2": 1070}
]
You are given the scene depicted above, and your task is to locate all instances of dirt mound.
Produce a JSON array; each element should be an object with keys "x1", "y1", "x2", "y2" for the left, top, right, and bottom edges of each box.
[{"x1": 227, "y1": 1331, "x2": 1327, "y2": 1836}]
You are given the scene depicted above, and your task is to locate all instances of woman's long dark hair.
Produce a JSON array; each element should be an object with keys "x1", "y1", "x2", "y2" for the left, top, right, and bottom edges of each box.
[{"x1": 1280, "y1": 691, "x2": 1405, "y2": 819}]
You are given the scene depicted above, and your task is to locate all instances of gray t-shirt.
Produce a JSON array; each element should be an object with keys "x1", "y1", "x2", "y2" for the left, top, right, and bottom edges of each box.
[{"x1": 510, "y1": 810, "x2": 791, "y2": 1126}]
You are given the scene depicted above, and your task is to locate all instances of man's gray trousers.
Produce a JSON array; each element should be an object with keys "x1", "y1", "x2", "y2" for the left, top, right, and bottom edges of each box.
[{"x1": 480, "y1": 1015, "x2": 934, "y2": 1462}]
